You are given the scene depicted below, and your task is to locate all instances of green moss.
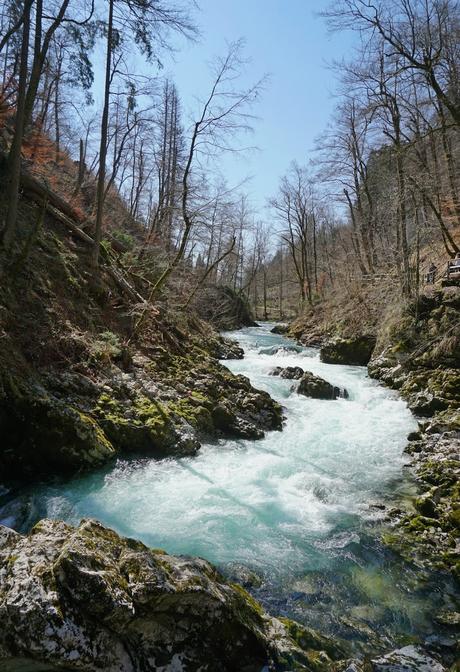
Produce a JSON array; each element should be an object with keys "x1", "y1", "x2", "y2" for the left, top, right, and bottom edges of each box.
[
  {"x1": 93, "y1": 392, "x2": 176, "y2": 453},
  {"x1": 448, "y1": 508, "x2": 460, "y2": 529},
  {"x1": 414, "y1": 494, "x2": 437, "y2": 518},
  {"x1": 279, "y1": 617, "x2": 346, "y2": 661},
  {"x1": 230, "y1": 583, "x2": 265, "y2": 618},
  {"x1": 417, "y1": 459, "x2": 459, "y2": 486},
  {"x1": 168, "y1": 398, "x2": 213, "y2": 433},
  {"x1": 75, "y1": 410, "x2": 114, "y2": 452},
  {"x1": 405, "y1": 515, "x2": 439, "y2": 532}
]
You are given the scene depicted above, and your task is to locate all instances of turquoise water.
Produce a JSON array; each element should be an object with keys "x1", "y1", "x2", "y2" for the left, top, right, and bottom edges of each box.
[{"x1": 1, "y1": 324, "x2": 457, "y2": 651}]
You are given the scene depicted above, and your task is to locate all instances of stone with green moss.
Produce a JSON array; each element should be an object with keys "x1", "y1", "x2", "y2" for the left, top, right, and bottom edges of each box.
[
  {"x1": 320, "y1": 336, "x2": 376, "y2": 366},
  {"x1": 94, "y1": 391, "x2": 196, "y2": 456},
  {"x1": 0, "y1": 518, "x2": 323, "y2": 671},
  {"x1": 0, "y1": 376, "x2": 115, "y2": 480}
]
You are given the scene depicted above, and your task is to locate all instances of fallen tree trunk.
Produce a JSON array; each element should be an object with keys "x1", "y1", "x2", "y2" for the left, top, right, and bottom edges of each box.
[
  {"x1": 45, "y1": 203, "x2": 146, "y2": 306},
  {"x1": 46, "y1": 204, "x2": 94, "y2": 245},
  {"x1": 20, "y1": 171, "x2": 84, "y2": 224},
  {"x1": 105, "y1": 265, "x2": 146, "y2": 304}
]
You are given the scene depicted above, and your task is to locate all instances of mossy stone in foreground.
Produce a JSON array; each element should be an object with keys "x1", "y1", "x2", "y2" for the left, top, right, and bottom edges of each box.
[{"x1": 0, "y1": 518, "x2": 336, "y2": 671}]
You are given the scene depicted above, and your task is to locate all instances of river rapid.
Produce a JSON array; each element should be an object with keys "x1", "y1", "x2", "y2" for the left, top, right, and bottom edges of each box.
[{"x1": 2, "y1": 323, "x2": 457, "y2": 653}]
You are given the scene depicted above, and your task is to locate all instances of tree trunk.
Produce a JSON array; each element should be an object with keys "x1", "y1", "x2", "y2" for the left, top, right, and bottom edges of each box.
[
  {"x1": 92, "y1": 0, "x2": 114, "y2": 267},
  {"x1": 1, "y1": 0, "x2": 31, "y2": 249},
  {"x1": 263, "y1": 267, "x2": 268, "y2": 319}
]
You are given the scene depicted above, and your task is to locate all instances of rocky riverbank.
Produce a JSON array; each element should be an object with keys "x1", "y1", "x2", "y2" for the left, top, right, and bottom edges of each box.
[
  {"x1": 1, "y1": 518, "x2": 456, "y2": 672},
  {"x1": 0, "y1": 204, "x2": 281, "y2": 485},
  {"x1": 0, "y1": 518, "x2": 346, "y2": 672},
  {"x1": 288, "y1": 287, "x2": 460, "y2": 584},
  {"x1": 0, "y1": 329, "x2": 282, "y2": 484}
]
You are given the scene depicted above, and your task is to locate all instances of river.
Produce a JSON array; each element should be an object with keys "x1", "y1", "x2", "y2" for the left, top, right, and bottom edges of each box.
[{"x1": 1, "y1": 323, "x2": 456, "y2": 653}]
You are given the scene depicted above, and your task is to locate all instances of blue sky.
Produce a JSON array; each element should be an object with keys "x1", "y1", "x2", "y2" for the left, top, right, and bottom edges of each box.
[{"x1": 162, "y1": 0, "x2": 356, "y2": 215}]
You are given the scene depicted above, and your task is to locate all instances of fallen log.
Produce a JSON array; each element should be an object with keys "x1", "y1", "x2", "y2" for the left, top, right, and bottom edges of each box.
[
  {"x1": 46, "y1": 204, "x2": 94, "y2": 245},
  {"x1": 46, "y1": 207, "x2": 145, "y2": 305},
  {"x1": 20, "y1": 171, "x2": 84, "y2": 224},
  {"x1": 105, "y1": 265, "x2": 146, "y2": 304}
]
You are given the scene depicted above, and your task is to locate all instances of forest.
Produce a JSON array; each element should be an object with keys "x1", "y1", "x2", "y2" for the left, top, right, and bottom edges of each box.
[
  {"x1": 1, "y1": 0, "x2": 459, "y2": 318},
  {"x1": 0, "y1": 1, "x2": 459, "y2": 671}
]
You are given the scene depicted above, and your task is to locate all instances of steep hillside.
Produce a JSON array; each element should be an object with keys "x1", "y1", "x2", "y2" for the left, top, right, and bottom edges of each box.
[{"x1": 0, "y1": 194, "x2": 282, "y2": 486}]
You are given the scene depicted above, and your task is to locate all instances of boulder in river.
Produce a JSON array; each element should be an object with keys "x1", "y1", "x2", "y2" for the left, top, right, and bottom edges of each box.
[
  {"x1": 0, "y1": 518, "x2": 341, "y2": 672},
  {"x1": 320, "y1": 335, "x2": 376, "y2": 366},
  {"x1": 270, "y1": 324, "x2": 289, "y2": 335},
  {"x1": 298, "y1": 371, "x2": 347, "y2": 400},
  {"x1": 270, "y1": 366, "x2": 304, "y2": 380},
  {"x1": 260, "y1": 344, "x2": 303, "y2": 355}
]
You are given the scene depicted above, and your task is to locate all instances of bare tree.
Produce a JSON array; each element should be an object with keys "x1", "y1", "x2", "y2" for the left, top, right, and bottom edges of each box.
[
  {"x1": 91, "y1": 0, "x2": 195, "y2": 266},
  {"x1": 139, "y1": 41, "x2": 265, "y2": 301},
  {"x1": 271, "y1": 163, "x2": 318, "y2": 306},
  {"x1": 323, "y1": 0, "x2": 460, "y2": 127}
]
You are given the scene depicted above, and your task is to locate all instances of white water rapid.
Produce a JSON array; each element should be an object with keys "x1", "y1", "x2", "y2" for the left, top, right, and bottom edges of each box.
[
  {"x1": 31, "y1": 324, "x2": 416, "y2": 573},
  {"x1": 6, "y1": 324, "x2": 455, "y2": 648}
]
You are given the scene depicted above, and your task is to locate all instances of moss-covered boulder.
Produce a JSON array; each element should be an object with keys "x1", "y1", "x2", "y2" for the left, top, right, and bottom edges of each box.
[
  {"x1": 298, "y1": 371, "x2": 346, "y2": 400},
  {"x1": 0, "y1": 519, "x2": 337, "y2": 671},
  {"x1": 0, "y1": 377, "x2": 115, "y2": 481},
  {"x1": 93, "y1": 392, "x2": 199, "y2": 457},
  {"x1": 398, "y1": 369, "x2": 460, "y2": 417},
  {"x1": 271, "y1": 324, "x2": 289, "y2": 335},
  {"x1": 320, "y1": 336, "x2": 376, "y2": 366}
]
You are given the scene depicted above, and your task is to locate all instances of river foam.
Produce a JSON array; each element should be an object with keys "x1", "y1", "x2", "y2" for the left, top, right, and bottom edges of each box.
[{"x1": 26, "y1": 325, "x2": 416, "y2": 573}]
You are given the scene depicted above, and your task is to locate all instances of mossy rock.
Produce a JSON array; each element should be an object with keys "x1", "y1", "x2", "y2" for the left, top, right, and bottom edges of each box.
[
  {"x1": 401, "y1": 370, "x2": 460, "y2": 412},
  {"x1": 448, "y1": 508, "x2": 460, "y2": 529},
  {"x1": 414, "y1": 494, "x2": 438, "y2": 518},
  {"x1": 211, "y1": 402, "x2": 237, "y2": 432},
  {"x1": 280, "y1": 618, "x2": 346, "y2": 659},
  {"x1": 271, "y1": 324, "x2": 289, "y2": 335},
  {"x1": 417, "y1": 459, "x2": 459, "y2": 487},
  {"x1": 297, "y1": 371, "x2": 343, "y2": 399},
  {"x1": 0, "y1": 518, "x2": 319, "y2": 671},
  {"x1": 320, "y1": 335, "x2": 376, "y2": 366},
  {"x1": 405, "y1": 515, "x2": 439, "y2": 532},
  {"x1": 168, "y1": 397, "x2": 214, "y2": 434},
  {"x1": 427, "y1": 408, "x2": 460, "y2": 433},
  {"x1": 0, "y1": 377, "x2": 115, "y2": 480},
  {"x1": 94, "y1": 392, "x2": 180, "y2": 455}
]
